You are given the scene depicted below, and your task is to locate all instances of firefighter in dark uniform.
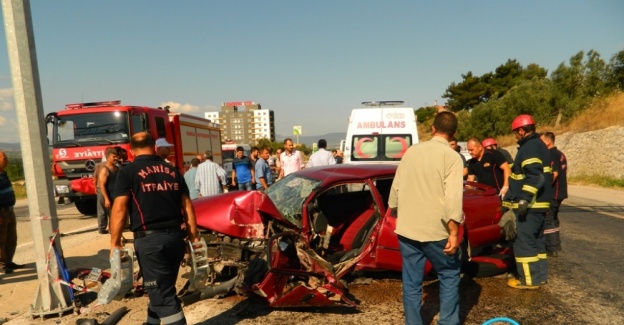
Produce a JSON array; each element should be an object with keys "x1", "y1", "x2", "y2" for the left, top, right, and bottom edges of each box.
[
  {"x1": 482, "y1": 137, "x2": 514, "y2": 167},
  {"x1": 503, "y1": 114, "x2": 552, "y2": 289},
  {"x1": 540, "y1": 131, "x2": 568, "y2": 257},
  {"x1": 110, "y1": 132, "x2": 199, "y2": 325}
]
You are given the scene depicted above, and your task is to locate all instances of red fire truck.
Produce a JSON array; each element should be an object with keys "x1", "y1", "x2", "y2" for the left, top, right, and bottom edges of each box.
[{"x1": 46, "y1": 100, "x2": 222, "y2": 215}]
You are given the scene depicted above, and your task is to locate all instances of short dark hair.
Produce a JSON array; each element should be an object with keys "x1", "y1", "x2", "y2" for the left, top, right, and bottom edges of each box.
[
  {"x1": 204, "y1": 150, "x2": 213, "y2": 160},
  {"x1": 283, "y1": 138, "x2": 293, "y2": 144},
  {"x1": 541, "y1": 131, "x2": 555, "y2": 143},
  {"x1": 251, "y1": 146, "x2": 259, "y2": 152},
  {"x1": 190, "y1": 158, "x2": 200, "y2": 167},
  {"x1": 433, "y1": 111, "x2": 458, "y2": 137},
  {"x1": 236, "y1": 146, "x2": 244, "y2": 152},
  {"x1": 519, "y1": 124, "x2": 536, "y2": 134},
  {"x1": 317, "y1": 139, "x2": 327, "y2": 149},
  {"x1": 105, "y1": 147, "x2": 118, "y2": 157},
  {"x1": 131, "y1": 132, "x2": 155, "y2": 150}
]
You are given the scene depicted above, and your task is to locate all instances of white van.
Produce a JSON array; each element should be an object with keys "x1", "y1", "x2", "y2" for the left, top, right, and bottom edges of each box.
[{"x1": 342, "y1": 101, "x2": 419, "y2": 163}]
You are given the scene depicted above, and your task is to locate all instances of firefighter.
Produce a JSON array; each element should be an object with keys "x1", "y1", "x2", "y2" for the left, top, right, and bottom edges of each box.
[
  {"x1": 540, "y1": 132, "x2": 568, "y2": 257},
  {"x1": 503, "y1": 114, "x2": 552, "y2": 289},
  {"x1": 482, "y1": 137, "x2": 514, "y2": 166},
  {"x1": 110, "y1": 132, "x2": 199, "y2": 324}
]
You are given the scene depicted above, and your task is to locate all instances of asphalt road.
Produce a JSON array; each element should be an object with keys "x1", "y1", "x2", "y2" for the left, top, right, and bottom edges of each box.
[{"x1": 6, "y1": 185, "x2": 624, "y2": 324}]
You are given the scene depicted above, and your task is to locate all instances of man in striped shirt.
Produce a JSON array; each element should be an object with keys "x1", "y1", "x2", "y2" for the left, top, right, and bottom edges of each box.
[{"x1": 195, "y1": 150, "x2": 226, "y2": 197}]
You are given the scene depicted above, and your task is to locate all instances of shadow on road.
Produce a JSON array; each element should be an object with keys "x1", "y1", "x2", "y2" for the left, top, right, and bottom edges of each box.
[
  {"x1": 420, "y1": 276, "x2": 482, "y2": 324},
  {"x1": 0, "y1": 266, "x2": 38, "y2": 284}
]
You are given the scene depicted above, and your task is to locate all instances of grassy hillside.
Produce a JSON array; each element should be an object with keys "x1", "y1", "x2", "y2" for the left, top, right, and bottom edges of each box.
[{"x1": 417, "y1": 92, "x2": 624, "y2": 146}]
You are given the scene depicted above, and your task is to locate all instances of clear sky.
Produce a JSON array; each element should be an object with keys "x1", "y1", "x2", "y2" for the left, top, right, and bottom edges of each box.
[{"x1": 0, "y1": 1, "x2": 623, "y2": 143}]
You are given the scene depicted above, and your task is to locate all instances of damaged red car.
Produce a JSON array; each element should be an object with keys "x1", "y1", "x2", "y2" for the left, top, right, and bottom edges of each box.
[{"x1": 183, "y1": 164, "x2": 513, "y2": 307}]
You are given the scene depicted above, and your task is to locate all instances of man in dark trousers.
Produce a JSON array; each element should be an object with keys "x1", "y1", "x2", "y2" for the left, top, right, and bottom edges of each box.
[
  {"x1": 0, "y1": 151, "x2": 25, "y2": 275},
  {"x1": 503, "y1": 114, "x2": 552, "y2": 289},
  {"x1": 540, "y1": 132, "x2": 568, "y2": 257},
  {"x1": 96, "y1": 147, "x2": 119, "y2": 234},
  {"x1": 389, "y1": 112, "x2": 464, "y2": 325},
  {"x1": 110, "y1": 132, "x2": 199, "y2": 325}
]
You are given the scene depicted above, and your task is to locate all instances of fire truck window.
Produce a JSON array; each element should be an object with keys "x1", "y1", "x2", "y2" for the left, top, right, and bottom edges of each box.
[
  {"x1": 131, "y1": 114, "x2": 145, "y2": 133},
  {"x1": 155, "y1": 117, "x2": 166, "y2": 137},
  {"x1": 57, "y1": 120, "x2": 75, "y2": 141}
]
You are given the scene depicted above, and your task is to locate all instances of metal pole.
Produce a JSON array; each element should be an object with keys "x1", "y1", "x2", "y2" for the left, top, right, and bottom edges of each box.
[{"x1": 1, "y1": 0, "x2": 73, "y2": 317}]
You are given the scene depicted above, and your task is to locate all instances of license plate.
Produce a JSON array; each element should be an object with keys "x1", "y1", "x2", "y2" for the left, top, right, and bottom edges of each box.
[{"x1": 86, "y1": 267, "x2": 102, "y2": 282}]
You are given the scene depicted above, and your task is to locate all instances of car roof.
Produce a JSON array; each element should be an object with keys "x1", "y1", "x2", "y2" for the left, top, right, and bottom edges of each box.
[{"x1": 295, "y1": 163, "x2": 397, "y2": 185}]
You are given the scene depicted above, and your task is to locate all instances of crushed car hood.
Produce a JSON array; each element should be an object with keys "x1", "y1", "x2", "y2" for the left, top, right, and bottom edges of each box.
[{"x1": 193, "y1": 191, "x2": 298, "y2": 239}]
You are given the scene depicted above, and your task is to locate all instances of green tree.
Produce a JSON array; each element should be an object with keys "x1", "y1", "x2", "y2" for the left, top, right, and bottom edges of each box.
[
  {"x1": 606, "y1": 50, "x2": 624, "y2": 91},
  {"x1": 6, "y1": 157, "x2": 24, "y2": 181},
  {"x1": 443, "y1": 60, "x2": 548, "y2": 112},
  {"x1": 442, "y1": 71, "x2": 487, "y2": 111},
  {"x1": 457, "y1": 79, "x2": 555, "y2": 139},
  {"x1": 415, "y1": 106, "x2": 437, "y2": 123},
  {"x1": 549, "y1": 50, "x2": 612, "y2": 126}
]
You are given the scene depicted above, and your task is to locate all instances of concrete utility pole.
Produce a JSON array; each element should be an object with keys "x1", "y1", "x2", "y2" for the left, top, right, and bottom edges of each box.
[{"x1": 2, "y1": 0, "x2": 73, "y2": 317}]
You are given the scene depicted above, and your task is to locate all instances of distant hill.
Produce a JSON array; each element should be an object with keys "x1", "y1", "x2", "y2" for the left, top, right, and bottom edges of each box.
[
  {"x1": 276, "y1": 132, "x2": 346, "y2": 149},
  {"x1": 0, "y1": 142, "x2": 21, "y2": 152}
]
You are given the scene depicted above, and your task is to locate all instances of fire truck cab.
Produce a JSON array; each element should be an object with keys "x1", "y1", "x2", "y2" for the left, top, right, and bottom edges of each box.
[{"x1": 46, "y1": 100, "x2": 221, "y2": 215}]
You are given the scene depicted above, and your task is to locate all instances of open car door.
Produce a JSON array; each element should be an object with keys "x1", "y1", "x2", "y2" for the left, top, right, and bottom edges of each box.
[{"x1": 252, "y1": 232, "x2": 357, "y2": 307}]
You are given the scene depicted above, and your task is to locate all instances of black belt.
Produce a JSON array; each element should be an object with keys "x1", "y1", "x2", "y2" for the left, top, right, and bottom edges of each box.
[
  {"x1": 134, "y1": 228, "x2": 182, "y2": 238},
  {"x1": 0, "y1": 206, "x2": 13, "y2": 212}
]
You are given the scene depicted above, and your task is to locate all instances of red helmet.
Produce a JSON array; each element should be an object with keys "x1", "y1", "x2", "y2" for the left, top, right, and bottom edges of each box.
[
  {"x1": 511, "y1": 114, "x2": 535, "y2": 130},
  {"x1": 482, "y1": 138, "x2": 497, "y2": 147}
]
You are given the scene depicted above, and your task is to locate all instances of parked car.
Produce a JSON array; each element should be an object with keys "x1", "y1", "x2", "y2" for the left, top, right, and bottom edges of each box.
[{"x1": 185, "y1": 164, "x2": 512, "y2": 307}]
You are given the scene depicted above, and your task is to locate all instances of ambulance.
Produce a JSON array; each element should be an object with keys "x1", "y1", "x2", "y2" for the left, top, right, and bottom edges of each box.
[{"x1": 342, "y1": 101, "x2": 418, "y2": 163}]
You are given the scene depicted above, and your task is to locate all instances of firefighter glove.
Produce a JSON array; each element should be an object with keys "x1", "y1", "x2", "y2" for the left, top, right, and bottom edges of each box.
[{"x1": 517, "y1": 199, "x2": 529, "y2": 218}]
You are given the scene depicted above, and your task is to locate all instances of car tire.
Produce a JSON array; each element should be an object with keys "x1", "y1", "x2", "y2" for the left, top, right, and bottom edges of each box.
[{"x1": 75, "y1": 197, "x2": 97, "y2": 216}]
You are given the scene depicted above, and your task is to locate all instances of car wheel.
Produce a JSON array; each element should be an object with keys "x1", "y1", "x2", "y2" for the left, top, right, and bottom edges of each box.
[{"x1": 74, "y1": 197, "x2": 97, "y2": 216}]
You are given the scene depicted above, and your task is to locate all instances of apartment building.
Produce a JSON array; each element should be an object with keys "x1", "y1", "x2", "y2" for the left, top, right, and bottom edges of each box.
[{"x1": 204, "y1": 101, "x2": 275, "y2": 145}]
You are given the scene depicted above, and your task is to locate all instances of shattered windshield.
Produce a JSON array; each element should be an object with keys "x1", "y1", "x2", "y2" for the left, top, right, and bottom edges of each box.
[
  {"x1": 53, "y1": 112, "x2": 129, "y2": 147},
  {"x1": 265, "y1": 174, "x2": 323, "y2": 228}
]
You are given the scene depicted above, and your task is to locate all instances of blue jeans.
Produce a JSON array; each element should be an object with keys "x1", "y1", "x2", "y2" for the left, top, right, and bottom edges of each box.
[
  {"x1": 399, "y1": 235, "x2": 460, "y2": 325},
  {"x1": 237, "y1": 181, "x2": 253, "y2": 191}
]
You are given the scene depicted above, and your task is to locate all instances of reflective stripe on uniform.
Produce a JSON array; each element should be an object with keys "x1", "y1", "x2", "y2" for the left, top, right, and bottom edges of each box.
[
  {"x1": 161, "y1": 311, "x2": 185, "y2": 325},
  {"x1": 538, "y1": 253, "x2": 547, "y2": 260},
  {"x1": 543, "y1": 166, "x2": 552, "y2": 173},
  {"x1": 521, "y1": 158, "x2": 542, "y2": 167},
  {"x1": 522, "y1": 185, "x2": 538, "y2": 194},
  {"x1": 516, "y1": 256, "x2": 539, "y2": 286},
  {"x1": 510, "y1": 173, "x2": 525, "y2": 180},
  {"x1": 502, "y1": 201, "x2": 550, "y2": 209}
]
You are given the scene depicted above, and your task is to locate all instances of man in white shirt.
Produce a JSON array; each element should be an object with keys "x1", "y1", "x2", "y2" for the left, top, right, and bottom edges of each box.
[
  {"x1": 306, "y1": 139, "x2": 336, "y2": 167},
  {"x1": 279, "y1": 138, "x2": 304, "y2": 178}
]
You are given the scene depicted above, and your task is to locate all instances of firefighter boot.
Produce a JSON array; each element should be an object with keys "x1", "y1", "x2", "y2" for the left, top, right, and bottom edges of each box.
[{"x1": 507, "y1": 278, "x2": 540, "y2": 290}]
